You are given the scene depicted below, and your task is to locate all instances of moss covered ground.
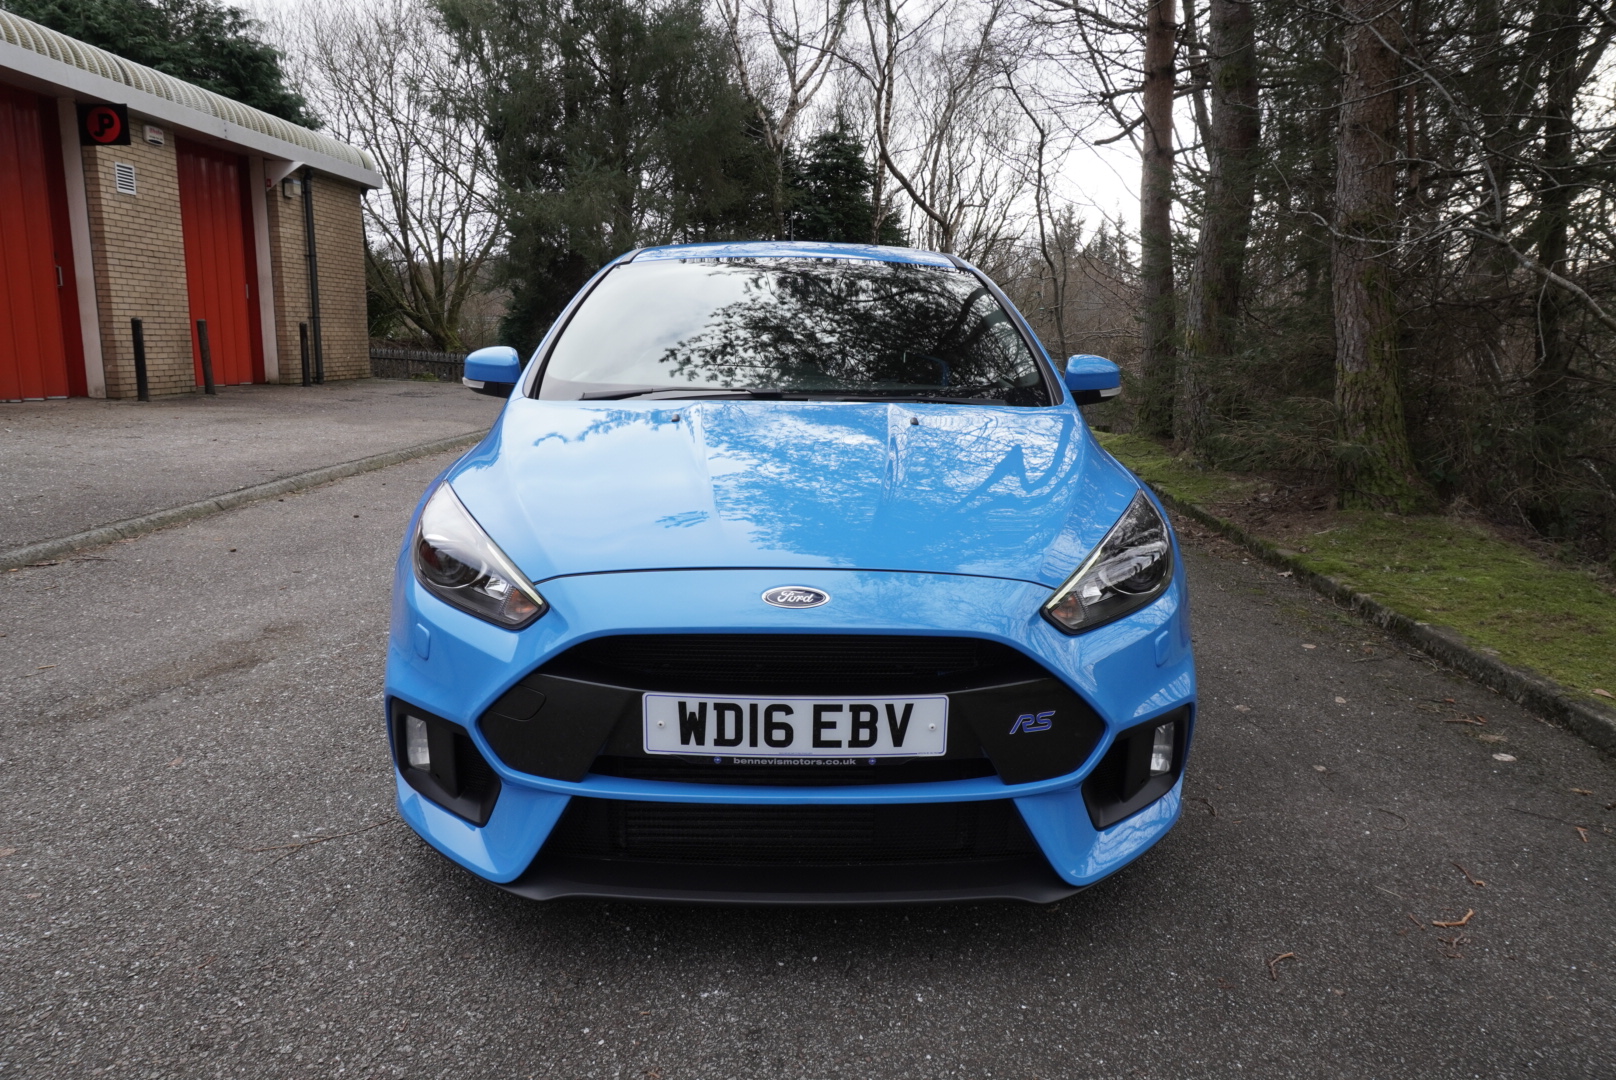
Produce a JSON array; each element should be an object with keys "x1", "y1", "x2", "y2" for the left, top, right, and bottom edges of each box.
[{"x1": 1096, "y1": 431, "x2": 1616, "y2": 703}]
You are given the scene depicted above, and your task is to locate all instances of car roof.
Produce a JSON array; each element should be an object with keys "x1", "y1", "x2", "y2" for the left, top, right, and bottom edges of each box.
[{"x1": 629, "y1": 240, "x2": 957, "y2": 268}]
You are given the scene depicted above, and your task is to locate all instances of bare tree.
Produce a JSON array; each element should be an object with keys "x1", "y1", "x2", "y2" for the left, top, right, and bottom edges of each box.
[
  {"x1": 276, "y1": 0, "x2": 503, "y2": 352},
  {"x1": 720, "y1": 0, "x2": 852, "y2": 235},
  {"x1": 843, "y1": 0, "x2": 1034, "y2": 264}
]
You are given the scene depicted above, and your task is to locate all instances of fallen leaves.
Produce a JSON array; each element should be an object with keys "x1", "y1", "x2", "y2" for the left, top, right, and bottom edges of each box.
[
  {"x1": 1575, "y1": 827, "x2": 1590, "y2": 843},
  {"x1": 1570, "y1": 788, "x2": 1593, "y2": 796},
  {"x1": 1375, "y1": 807, "x2": 1408, "y2": 831},
  {"x1": 1593, "y1": 688, "x2": 1613, "y2": 699},
  {"x1": 1431, "y1": 909, "x2": 1475, "y2": 928},
  {"x1": 1335, "y1": 696, "x2": 1348, "y2": 704},
  {"x1": 1302, "y1": 643, "x2": 1317, "y2": 650},
  {"x1": 1492, "y1": 753, "x2": 1517, "y2": 762},
  {"x1": 1267, "y1": 952, "x2": 1298, "y2": 980},
  {"x1": 1234, "y1": 704, "x2": 1252, "y2": 713},
  {"x1": 1452, "y1": 862, "x2": 1487, "y2": 888}
]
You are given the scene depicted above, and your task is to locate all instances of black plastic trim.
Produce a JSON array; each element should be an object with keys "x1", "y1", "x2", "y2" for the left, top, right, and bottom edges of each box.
[
  {"x1": 478, "y1": 636, "x2": 1106, "y2": 786},
  {"x1": 1081, "y1": 706, "x2": 1192, "y2": 829},
  {"x1": 498, "y1": 854, "x2": 1083, "y2": 906},
  {"x1": 389, "y1": 701, "x2": 501, "y2": 826}
]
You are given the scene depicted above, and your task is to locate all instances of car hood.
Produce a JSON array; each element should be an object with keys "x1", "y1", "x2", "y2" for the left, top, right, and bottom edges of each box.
[{"x1": 446, "y1": 398, "x2": 1141, "y2": 588}]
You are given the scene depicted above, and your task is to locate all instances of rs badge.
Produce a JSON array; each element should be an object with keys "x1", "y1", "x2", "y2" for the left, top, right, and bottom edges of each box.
[{"x1": 1009, "y1": 711, "x2": 1054, "y2": 734}]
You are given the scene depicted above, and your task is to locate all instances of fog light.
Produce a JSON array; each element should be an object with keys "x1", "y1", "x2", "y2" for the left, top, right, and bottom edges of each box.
[
  {"x1": 1148, "y1": 722, "x2": 1174, "y2": 775},
  {"x1": 405, "y1": 715, "x2": 431, "y2": 769}
]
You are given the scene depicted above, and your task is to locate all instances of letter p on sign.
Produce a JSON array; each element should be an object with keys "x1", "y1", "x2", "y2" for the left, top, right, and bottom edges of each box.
[{"x1": 78, "y1": 102, "x2": 131, "y2": 146}]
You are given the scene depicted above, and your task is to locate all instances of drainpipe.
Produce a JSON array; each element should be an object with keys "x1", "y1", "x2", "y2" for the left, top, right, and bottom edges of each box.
[{"x1": 301, "y1": 167, "x2": 325, "y2": 384}]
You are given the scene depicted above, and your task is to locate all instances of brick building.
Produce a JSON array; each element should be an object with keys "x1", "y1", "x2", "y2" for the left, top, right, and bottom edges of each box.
[{"x1": 0, "y1": 10, "x2": 380, "y2": 401}]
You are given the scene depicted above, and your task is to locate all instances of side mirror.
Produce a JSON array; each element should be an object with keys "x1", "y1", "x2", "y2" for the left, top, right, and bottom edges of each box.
[
  {"x1": 463, "y1": 346, "x2": 522, "y2": 397},
  {"x1": 1065, "y1": 354, "x2": 1122, "y2": 406}
]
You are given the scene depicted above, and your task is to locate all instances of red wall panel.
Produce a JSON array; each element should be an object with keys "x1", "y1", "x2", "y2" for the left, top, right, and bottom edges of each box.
[
  {"x1": 0, "y1": 84, "x2": 74, "y2": 401},
  {"x1": 177, "y1": 139, "x2": 261, "y2": 386}
]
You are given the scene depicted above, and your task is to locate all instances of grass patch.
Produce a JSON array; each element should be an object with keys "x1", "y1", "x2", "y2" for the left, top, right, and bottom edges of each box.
[
  {"x1": 1099, "y1": 432, "x2": 1616, "y2": 702},
  {"x1": 1094, "y1": 432, "x2": 1254, "y2": 506},
  {"x1": 1294, "y1": 515, "x2": 1616, "y2": 698}
]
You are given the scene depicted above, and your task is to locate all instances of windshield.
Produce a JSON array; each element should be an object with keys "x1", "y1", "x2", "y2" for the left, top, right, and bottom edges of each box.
[{"x1": 535, "y1": 257, "x2": 1052, "y2": 406}]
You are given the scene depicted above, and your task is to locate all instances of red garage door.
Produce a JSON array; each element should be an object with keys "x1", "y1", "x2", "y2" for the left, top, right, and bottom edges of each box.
[
  {"x1": 176, "y1": 139, "x2": 262, "y2": 386},
  {"x1": 0, "y1": 85, "x2": 84, "y2": 401}
]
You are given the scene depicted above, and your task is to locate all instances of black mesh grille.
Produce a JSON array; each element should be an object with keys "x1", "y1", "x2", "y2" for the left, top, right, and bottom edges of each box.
[
  {"x1": 455, "y1": 734, "x2": 501, "y2": 796},
  {"x1": 543, "y1": 798, "x2": 1038, "y2": 866},
  {"x1": 544, "y1": 634, "x2": 1045, "y2": 694},
  {"x1": 591, "y1": 755, "x2": 996, "y2": 786}
]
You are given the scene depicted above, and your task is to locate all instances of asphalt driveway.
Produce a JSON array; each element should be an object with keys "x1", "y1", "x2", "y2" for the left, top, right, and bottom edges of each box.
[
  {"x1": 0, "y1": 381, "x2": 501, "y2": 552},
  {"x1": 0, "y1": 453, "x2": 1612, "y2": 1078}
]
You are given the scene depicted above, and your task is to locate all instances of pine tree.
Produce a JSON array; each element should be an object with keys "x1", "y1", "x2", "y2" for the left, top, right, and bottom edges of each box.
[
  {"x1": 440, "y1": 0, "x2": 778, "y2": 344},
  {"x1": 788, "y1": 123, "x2": 906, "y2": 246}
]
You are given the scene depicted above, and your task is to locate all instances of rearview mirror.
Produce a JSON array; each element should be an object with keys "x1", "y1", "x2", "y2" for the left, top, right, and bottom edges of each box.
[
  {"x1": 463, "y1": 346, "x2": 522, "y2": 397},
  {"x1": 1065, "y1": 354, "x2": 1122, "y2": 406}
]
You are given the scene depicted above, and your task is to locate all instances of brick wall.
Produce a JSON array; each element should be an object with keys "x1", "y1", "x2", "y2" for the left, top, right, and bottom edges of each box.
[
  {"x1": 81, "y1": 128, "x2": 193, "y2": 399},
  {"x1": 264, "y1": 173, "x2": 310, "y2": 383},
  {"x1": 312, "y1": 177, "x2": 368, "y2": 381},
  {"x1": 264, "y1": 174, "x2": 368, "y2": 383}
]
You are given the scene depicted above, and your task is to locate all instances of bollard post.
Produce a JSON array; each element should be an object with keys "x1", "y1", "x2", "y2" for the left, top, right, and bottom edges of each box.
[
  {"x1": 196, "y1": 319, "x2": 216, "y2": 395},
  {"x1": 299, "y1": 322, "x2": 311, "y2": 387},
  {"x1": 130, "y1": 318, "x2": 150, "y2": 402}
]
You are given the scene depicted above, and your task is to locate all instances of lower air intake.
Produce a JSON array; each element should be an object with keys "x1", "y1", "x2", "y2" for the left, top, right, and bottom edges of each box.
[{"x1": 542, "y1": 797, "x2": 1038, "y2": 866}]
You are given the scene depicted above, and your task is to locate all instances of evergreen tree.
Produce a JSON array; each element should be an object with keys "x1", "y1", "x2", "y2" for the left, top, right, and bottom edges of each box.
[
  {"x1": 439, "y1": 0, "x2": 776, "y2": 345},
  {"x1": 2, "y1": 0, "x2": 316, "y2": 126},
  {"x1": 788, "y1": 124, "x2": 906, "y2": 246}
]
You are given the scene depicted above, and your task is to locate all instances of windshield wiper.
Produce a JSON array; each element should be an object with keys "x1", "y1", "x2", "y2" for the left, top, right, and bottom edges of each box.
[
  {"x1": 577, "y1": 386, "x2": 1008, "y2": 405},
  {"x1": 821, "y1": 392, "x2": 1008, "y2": 406},
  {"x1": 579, "y1": 386, "x2": 786, "y2": 401}
]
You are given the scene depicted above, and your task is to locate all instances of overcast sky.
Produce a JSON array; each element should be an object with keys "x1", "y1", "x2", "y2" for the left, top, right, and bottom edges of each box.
[{"x1": 244, "y1": 0, "x2": 1144, "y2": 235}]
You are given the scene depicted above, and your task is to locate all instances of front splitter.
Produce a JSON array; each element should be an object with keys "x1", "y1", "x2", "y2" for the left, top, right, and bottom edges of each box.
[{"x1": 491, "y1": 853, "x2": 1084, "y2": 906}]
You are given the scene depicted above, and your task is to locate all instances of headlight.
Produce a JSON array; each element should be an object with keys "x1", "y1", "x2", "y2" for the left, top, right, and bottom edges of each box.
[
  {"x1": 1042, "y1": 490, "x2": 1173, "y2": 633},
  {"x1": 413, "y1": 483, "x2": 547, "y2": 628}
]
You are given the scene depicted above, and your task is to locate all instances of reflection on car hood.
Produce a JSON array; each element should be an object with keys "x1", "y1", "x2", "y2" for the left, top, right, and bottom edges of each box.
[{"x1": 446, "y1": 399, "x2": 1141, "y2": 587}]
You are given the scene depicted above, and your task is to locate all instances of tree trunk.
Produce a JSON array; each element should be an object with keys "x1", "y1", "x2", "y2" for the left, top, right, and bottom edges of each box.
[
  {"x1": 1176, "y1": 0, "x2": 1259, "y2": 452},
  {"x1": 1331, "y1": 0, "x2": 1430, "y2": 511},
  {"x1": 1135, "y1": 0, "x2": 1178, "y2": 438},
  {"x1": 1524, "y1": 0, "x2": 1586, "y2": 531}
]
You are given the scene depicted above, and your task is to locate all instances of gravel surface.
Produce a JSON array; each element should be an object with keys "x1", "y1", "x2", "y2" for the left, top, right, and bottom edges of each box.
[
  {"x1": 1, "y1": 456, "x2": 1612, "y2": 1079},
  {"x1": 0, "y1": 381, "x2": 501, "y2": 551}
]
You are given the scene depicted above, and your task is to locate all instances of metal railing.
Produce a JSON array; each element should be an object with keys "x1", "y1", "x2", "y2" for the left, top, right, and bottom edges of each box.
[{"x1": 369, "y1": 346, "x2": 467, "y2": 382}]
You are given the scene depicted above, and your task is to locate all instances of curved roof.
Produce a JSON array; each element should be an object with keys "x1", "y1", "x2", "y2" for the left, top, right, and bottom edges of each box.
[
  {"x1": 633, "y1": 241, "x2": 953, "y2": 267},
  {"x1": 0, "y1": 8, "x2": 373, "y2": 171}
]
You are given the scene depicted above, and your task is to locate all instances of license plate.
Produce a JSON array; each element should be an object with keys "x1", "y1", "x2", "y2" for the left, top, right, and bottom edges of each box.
[{"x1": 642, "y1": 694, "x2": 948, "y2": 758}]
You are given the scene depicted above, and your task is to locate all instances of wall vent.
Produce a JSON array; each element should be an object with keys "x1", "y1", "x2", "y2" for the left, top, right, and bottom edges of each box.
[{"x1": 113, "y1": 162, "x2": 137, "y2": 195}]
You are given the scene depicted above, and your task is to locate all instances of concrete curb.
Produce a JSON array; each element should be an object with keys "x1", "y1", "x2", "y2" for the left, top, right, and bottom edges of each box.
[
  {"x1": 1148, "y1": 485, "x2": 1616, "y2": 757},
  {"x1": 1, "y1": 430, "x2": 485, "y2": 573}
]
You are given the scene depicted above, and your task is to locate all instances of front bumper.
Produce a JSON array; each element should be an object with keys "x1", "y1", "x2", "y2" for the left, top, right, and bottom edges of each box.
[{"x1": 385, "y1": 563, "x2": 1195, "y2": 902}]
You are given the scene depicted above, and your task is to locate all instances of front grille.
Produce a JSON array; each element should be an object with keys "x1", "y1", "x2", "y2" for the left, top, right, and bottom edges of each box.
[
  {"x1": 543, "y1": 634, "x2": 1045, "y2": 694},
  {"x1": 543, "y1": 797, "x2": 1039, "y2": 866}
]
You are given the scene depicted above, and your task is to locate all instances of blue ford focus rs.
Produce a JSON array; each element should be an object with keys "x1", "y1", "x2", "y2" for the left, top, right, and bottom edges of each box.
[{"x1": 385, "y1": 240, "x2": 1195, "y2": 904}]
